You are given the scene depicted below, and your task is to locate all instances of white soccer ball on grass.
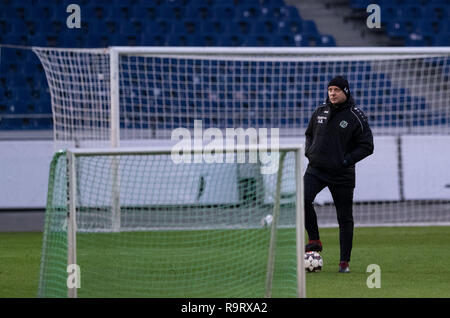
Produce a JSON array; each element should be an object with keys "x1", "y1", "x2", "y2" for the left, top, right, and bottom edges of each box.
[
  {"x1": 304, "y1": 251, "x2": 323, "y2": 272},
  {"x1": 261, "y1": 214, "x2": 273, "y2": 227}
]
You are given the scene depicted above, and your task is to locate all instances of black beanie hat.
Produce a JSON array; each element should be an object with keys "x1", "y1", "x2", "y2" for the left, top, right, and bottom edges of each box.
[{"x1": 328, "y1": 76, "x2": 350, "y2": 98}]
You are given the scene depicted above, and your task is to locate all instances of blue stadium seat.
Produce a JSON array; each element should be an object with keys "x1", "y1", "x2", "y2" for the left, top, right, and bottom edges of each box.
[
  {"x1": 276, "y1": 20, "x2": 302, "y2": 35},
  {"x1": 259, "y1": 5, "x2": 276, "y2": 20},
  {"x1": 217, "y1": 34, "x2": 244, "y2": 46},
  {"x1": 118, "y1": 22, "x2": 138, "y2": 36},
  {"x1": 244, "y1": 34, "x2": 271, "y2": 46},
  {"x1": 184, "y1": 5, "x2": 210, "y2": 20},
  {"x1": 301, "y1": 20, "x2": 319, "y2": 36},
  {"x1": 200, "y1": 20, "x2": 224, "y2": 35},
  {"x1": 0, "y1": 6, "x2": 27, "y2": 20},
  {"x1": 83, "y1": 4, "x2": 106, "y2": 20},
  {"x1": 413, "y1": 20, "x2": 437, "y2": 36},
  {"x1": 166, "y1": 34, "x2": 190, "y2": 46},
  {"x1": 254, "y1": 20, "x2": 277, "y2": 34},
  {"x1": 84, "y1": 34, "x2": 109, "y2": 47},
  {"x1": 171, "y1": 20, "x2": 199, "y2": 35},
  {"x1": 292, "y1": 34, "x2": 310, "y2": 47},
  {"x1": 234, "y1": 20, "x2": 255, "y2": 34},
  {"x1": 425, "y1": 5, "x2": 448, "y2": 20},
  {"x1": 212, "y1": 6, "x2": 236, "y2": 20},
  {"x1": 235, "y1": 4, "x2": 261, "y2": 20},
  {"x1": 350, "y1": 0, "x2": 373, "y2": 9},
  {"x1": 280, "y1": 5, "x2": 302, "y2": 20},
  {"x1": 432, "y1": 36, "x2": 450, "y2": 46},
  {"x1": 159, "y1": 3, "x2": 185, "y2": 20},
  {"x1": 144, "y1": 20, "x2": 166, "y2": 35},
  {"x1": 2, "y1": 34, "x2": 28, "y2": 46},
  {"x1": 386, "y1": 21, "x2": 410, "y2": 39},
  {"x1": 405, "y1": 36, "x2": 427, "y2": 46},
  {"x1": 380, "y1": 5, "x2": 398, "y2": 21},
  {"x1": 129, "y1": 4, "x2": 158, "y2": 20},
  {"x1": 220, "y1": 21, "x2": 239, "y2": 35},
  {"x1": 316, "y1": 35, "x2": 336, "y2": 47},
  {"x1": 193, "y1": 34, "x2": 218, "y2": 46},
  {"x1": 8, "y1": 18, "x2": 27, "y2": 34}
]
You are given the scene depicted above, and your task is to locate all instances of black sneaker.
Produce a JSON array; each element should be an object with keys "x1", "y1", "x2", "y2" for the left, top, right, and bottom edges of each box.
[
  {"x1": 305, "y1": 240, "x2": 322, "y2": 252},
  {"x1": 339, "y1": 261, "x2": 350, "y2": 273}
]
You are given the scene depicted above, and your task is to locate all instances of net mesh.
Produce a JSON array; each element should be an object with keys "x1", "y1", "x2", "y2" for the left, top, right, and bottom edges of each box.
[
  {"x1": 33, "y1": 48, "x2": 450, "y2": 146},
  {"x1": 38, "y1": 149, "x2": 300, "y2": 298},
  {"x1": 33, "y1": 48, "x2": 450, "y2": 228}
]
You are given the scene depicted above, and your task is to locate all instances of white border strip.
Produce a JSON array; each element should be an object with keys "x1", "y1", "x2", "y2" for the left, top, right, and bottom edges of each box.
[
  {"x1": 31, "y1": 46, "x2": 450, "y2": 55},
  {"x1": 110, "y1": 46, "x2": 450, "y2": 55},
  {"x1": 68, "y1": 144, "x2": 304, "y2": 157}
]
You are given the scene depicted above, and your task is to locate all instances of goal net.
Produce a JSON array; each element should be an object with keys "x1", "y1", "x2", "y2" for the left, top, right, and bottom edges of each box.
[
  {"x1": 33, "y1": 47, "x2": 450, "y2": 227},
  {"x1": 38, "y1": 145, "x2": 305, "y2": 298}
]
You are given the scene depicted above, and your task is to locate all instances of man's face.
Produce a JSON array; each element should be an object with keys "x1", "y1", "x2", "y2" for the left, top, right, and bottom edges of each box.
[{"x1": 328, "y1": 86, "x2": 347, "y2": 104}]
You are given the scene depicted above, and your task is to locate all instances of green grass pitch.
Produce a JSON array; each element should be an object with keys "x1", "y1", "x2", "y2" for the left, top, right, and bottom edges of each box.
[{"x1": 0, "y1": 226, "x2": 449, "y2": 298}]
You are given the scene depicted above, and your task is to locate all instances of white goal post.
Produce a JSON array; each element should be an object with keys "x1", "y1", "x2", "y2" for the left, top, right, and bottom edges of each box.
[{"x1": 41, "y1": 144, "x2": 306, "y2": 298}]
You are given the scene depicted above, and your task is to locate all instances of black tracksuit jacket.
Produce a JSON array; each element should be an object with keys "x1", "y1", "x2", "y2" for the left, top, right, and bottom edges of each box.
[{"x1": 305, "y1": 96, "x2": 374, "y2": 187}]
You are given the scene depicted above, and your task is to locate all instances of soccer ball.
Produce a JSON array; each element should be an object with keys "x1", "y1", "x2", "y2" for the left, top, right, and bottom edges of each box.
[
  {"x1": 304, "y1": 251, "x2": 323, "y2": 272},
  {"x1": 261, "y1": 214, "x2": 273, "y2": 227}
]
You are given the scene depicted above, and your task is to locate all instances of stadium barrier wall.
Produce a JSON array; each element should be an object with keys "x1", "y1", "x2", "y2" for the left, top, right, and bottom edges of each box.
[{"x1": 0, "y1": 135, "x2": 449, "y2": 208}]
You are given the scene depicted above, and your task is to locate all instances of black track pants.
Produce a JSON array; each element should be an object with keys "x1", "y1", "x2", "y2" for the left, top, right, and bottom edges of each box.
[{"x1": 304, "y1": 172, "x2": 355, "y2": 262}]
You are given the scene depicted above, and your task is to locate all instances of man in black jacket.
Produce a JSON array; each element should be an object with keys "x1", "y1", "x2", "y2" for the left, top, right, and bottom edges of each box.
[{"x1": 304, "y1": 76, "x2": 374, "y2": 273}]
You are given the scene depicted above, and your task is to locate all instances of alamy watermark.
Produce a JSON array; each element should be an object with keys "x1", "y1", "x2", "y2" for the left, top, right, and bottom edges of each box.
[
  {"x1": 366, "y1": 4, "x2": 381, "y2": 29},
  {"x1": 67, "y1": 264, "x2": 81, "y2": 289},
  {"x1": 170, "y1": 120, "x2": 280, "y2": 175},
  {"x1": 366, "y1": 264, "x2": 381, "y2": 288},
  {"x1": 66, "y1": 4, "x2": 81, "y2": 29}
]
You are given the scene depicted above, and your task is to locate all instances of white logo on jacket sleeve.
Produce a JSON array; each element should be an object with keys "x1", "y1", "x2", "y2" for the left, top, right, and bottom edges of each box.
[
  {"x1": 339, "y1": 120, "x2": 348, "y2": 128},
  {"x1": 317, "y1": 116, "x2": 327, "y2": 124}
]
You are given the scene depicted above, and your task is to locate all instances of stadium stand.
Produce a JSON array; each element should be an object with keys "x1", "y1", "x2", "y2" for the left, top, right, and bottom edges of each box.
[
  {"x1": 0, "y1": 0, "x2": 449, "y2": 130},
  {"x1": 349, "y1": 0, "x2": 450, "y2": 46}
]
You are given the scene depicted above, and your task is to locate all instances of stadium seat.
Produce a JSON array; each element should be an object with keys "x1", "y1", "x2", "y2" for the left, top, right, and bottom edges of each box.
[
  {"x1": 212, "y1": 6, "x2": 236, "y2": 20},
  {"x1": 0, "y1": 6, "x2": 27, "y2": 20},
  {"x1": 235, "y1": 4, "x2": 261, "y2": 20},
  {"x1": 316, "y1": 35, "x2": 336, "y2": 47},
  {"x1": 292, "y1": 34, "x2": 310, "y2": 47},
  {"x1": 254, "y1": 20, "x2": 277, "y2": 34},
  {"x1": 159, "y1": 3, "x2": 185, "y2": 20},
  {"x1": 276, "y1": 19, "x2": 302, "y2": 35},
  {"x1": 185, "y1": 5, "x2": 211, "y2": 20},
  {"x1": 200, "y1": 20, "x2": 224, "y2": 35},
  {"x1": 301, "y1": 20, "x2": 319, "y2": 36},
  {"x1": 129, "y1": 4, "x2": 158, "y2": 20},
  {"x1": 83, "y1": 34, "x2": 109, "y2": 47},
  {"x1": 432, "y1": 36, "x2": 450, "y2": 46},
  {"x1": 380, "y1": 5, "x2": 398, "y2": 21},
  {"x1": 413, "y1": 20, "x2": 437, "y2": 37},
  {"x1": 350, "y1": 0, "x2": 373, "y2": 9},
  {"x1": 172, "y1": 20, "x2": 200, "y2": 35},
  {"x1": 280, "y1": 5, "x2": 302, "y2": 20},
  {"x1": 8, "y1": 18, "x2": 27, "y2": 34},
  {"x1": 386, "y1": 21, "x2": 410, "y2": 39},
  {"x1": 166, "y1": 34, "x2": 191, "y2": 46},
  {"x1": 425, "y1": 5, "x2": 448, "y2": 20},
  {"x1": 2, "y1": 34, "x2": 28, "y2": 46},
  {"x1": 244, "y1": 34, "x2": 271, "y2": 47},
  {"x1": 144, "y1": 21, "x2": 166, "y2": 35}
]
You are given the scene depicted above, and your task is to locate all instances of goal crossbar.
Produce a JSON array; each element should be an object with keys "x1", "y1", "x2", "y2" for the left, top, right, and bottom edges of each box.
[{"x1": 68, "y1": 144, "x2": 304, "y2": 156}]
